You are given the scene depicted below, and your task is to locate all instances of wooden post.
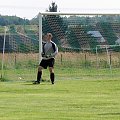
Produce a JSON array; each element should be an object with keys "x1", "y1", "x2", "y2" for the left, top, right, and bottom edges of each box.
[{"x1": 61, "y1": 54, "x2": 63, "y2": 65}]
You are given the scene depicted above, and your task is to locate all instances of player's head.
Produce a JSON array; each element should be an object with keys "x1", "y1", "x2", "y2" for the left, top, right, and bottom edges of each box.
[{"x1": 46, "y1": 33, "x2": 53, "y2": 41}]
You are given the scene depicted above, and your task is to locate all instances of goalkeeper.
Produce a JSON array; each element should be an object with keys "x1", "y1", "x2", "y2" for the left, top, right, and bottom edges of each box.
[{"x1": 33, "y1": 33, "x2": 58, "y2": 84}]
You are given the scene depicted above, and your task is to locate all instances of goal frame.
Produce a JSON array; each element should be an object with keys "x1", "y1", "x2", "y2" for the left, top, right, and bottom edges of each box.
[
  {"x1": 38, "y1": 12, "x2": 120, "y2": 62},
  {"x1": 96, "y1": 44, "x2": 120, "y2": 71}
]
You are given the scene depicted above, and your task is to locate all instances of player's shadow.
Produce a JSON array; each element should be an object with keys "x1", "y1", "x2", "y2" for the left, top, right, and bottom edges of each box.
[{"x1": 24, "y1": 80, "x2": 51, "y2": 85}]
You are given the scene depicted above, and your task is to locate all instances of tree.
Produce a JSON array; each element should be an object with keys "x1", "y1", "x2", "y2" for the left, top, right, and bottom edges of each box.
[
  {"x1": 0, "y1": 15, "x2": 30, "y2": 26},
  {"x1": 42, "y1": 2, "x2": 67, "y2": 44},
  {"x1": 48, "y1": 2, "x2": 57, "y2": 12}
]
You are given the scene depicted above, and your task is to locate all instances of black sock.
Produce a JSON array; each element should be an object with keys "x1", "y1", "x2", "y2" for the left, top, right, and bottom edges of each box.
[
  {"x1": 37, "y1": 71, "x2": 42, "y2": 82},
  {"x1": 50, "y1": 73, "x2": 54, "y2": 84}
]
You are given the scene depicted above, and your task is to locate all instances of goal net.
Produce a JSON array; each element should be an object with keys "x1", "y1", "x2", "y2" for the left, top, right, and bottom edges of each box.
[
  {"x1": 0, "y1": 25, "x2": 39, "y2": 81},
  {"x1": 96, "y1": 44, "x2": 120, "y2": 74},
  {"x1": 1, "y1": 13, "x2": 120, "y2": 81}
]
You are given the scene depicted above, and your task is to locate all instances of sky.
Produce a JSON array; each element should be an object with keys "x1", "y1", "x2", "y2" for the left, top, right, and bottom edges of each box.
[{"x1": 0, "y1": 0, "x2": 120, "y2": 19}]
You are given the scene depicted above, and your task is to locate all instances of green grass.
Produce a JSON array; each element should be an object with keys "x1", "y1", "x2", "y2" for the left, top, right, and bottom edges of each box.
[
  {"x1": 0, "y1": 79, "x2": 120, "y2": 120},
  {"x1": 1, "y1": 67, "x2": 120, "y2": 82}
]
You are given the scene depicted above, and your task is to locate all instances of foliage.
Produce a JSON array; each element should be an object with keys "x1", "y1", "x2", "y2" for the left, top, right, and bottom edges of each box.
[
  {"x1": 0, "y1": 15, "x2": 30, "y2": 26},
  {"x1": 112, "y1": 46, "x2": 120, "y2": 52},
  {"x1": 48, "y1": 2, "x2": 57, "y2": 12},
  {"x1": 66, "y1": 28, "x2": 80, "y2": 48},
  {"x1": 98, "y1": 22, "x2": 117, "y2": 45},
  {"x1": 42, "y1": 15, "x2": 67, "y2": 44},
  {"x1": 0, "y1": 77, "x2": 8, "y2": 82}
]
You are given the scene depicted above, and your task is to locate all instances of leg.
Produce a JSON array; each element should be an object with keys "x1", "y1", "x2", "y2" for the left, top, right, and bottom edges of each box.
[
  {"x1": 33, "y1": 59, "x2": 47, "y2": 84},
  {"x1": 33, "y1": 66, "x2": 43, "y2": 84},
  {"x1": 49, "y1": 67, "x2": 55, "y2": 84},
  {"x1": 37, "y1": 66, "x2": 43, "y2": 83}
]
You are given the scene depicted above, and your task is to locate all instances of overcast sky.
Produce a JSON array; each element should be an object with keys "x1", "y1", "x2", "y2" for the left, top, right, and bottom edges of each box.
[{"x1": 0, "y1": 0, "x2": 120, "y2": 19}]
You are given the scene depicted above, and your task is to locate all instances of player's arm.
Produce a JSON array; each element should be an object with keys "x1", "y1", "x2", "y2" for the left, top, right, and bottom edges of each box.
[{"x1": 51, "y1": 43, "x2": 58, "y2": 57}]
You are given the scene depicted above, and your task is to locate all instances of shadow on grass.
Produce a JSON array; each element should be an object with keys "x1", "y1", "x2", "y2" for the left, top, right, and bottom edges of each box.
[
  {"x1": 0, "y1": 77, "x2": 10, "y2": 82},
  {"x1": 98, "y1": 112, "x2": 120, "y2": 116},
  {"x1": 24, "y1": 79, "x2": 52, "y2": 86},
  {"x1": 24, "y1": 83, "x2": 53, "y2": 86}
]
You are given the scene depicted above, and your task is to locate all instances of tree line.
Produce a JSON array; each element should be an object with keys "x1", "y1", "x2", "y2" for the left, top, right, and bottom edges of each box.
[
  {"x1": 0, "y1": 2, "x2": 57, "y2": 26},
  {"x1": 1, "y1": 2, "x2": 120, "y2": 26},
  {"x1": 0, "y1": 15, "x2": 30, "y2": 26}
]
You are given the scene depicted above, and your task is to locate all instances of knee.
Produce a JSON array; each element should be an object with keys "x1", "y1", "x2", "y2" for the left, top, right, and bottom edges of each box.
[
  {"x1": 38, "y1": 66, "x2": 42, "y2": 72},
  {"x1": 49, "y1": 67, "x2": 54, "y2": 73}
]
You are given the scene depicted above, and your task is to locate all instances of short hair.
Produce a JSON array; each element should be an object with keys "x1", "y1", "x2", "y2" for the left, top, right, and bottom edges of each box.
[{"x1": 47, "y1": 33, "x2": 53, "y2": 38}]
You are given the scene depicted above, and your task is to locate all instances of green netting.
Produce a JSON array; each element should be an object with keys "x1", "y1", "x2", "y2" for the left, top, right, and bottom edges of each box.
[{"x1": 0, "y1": 14, "x2": 120, "y2": 81}]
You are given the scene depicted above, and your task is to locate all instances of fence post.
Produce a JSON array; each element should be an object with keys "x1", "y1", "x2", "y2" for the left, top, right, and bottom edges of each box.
[
  {"x1": 85, "y1": 53, "x2": 87, "y2": 67},
  {"x1": 61, "y1": 53, "x2": 63, "y2": 65}
]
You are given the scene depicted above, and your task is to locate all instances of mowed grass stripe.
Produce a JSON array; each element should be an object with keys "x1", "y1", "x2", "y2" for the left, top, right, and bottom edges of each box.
[{"x1": 0, "y1": 79, "x2": 120, "y2": 120}]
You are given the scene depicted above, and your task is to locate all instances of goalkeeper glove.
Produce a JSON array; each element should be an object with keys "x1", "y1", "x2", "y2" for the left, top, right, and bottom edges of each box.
[
  {"x1": 46, "y1": 55, "x2": 51, "y2": 58},
  {"x1": 46, "y1": 54, "x2": 53, "y2": 58},
  {"x1": 41, "y1": 52, "x2": 45, "y2": 57}
]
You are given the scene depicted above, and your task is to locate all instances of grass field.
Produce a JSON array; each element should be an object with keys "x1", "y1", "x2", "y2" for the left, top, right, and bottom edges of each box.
[
  {"x1": 0, "y1": 79, "x2": 120, "y2": 120},
  {"x1": 0, "y1": 52, "x2": 120, "y2": 119}
]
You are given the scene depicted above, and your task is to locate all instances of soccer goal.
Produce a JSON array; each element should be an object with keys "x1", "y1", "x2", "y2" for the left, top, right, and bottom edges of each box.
[
  {"x1": 96, "y1": 45, "x2": 120, "y2": 72},
  {"x1": 0, "y1": 24, "x2": 39, "y2": 81},
  {"x1": 38, "y1": 12, "x2": 120, "y2": 79},
  {"x1": 1, "y1": 12, "x2": 120, "y2": 81}
]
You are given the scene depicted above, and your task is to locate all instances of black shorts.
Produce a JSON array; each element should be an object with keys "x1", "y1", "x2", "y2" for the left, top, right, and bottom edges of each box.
[{"x1": 39, "y1": 58, "x2": 55, "y2": 69}]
